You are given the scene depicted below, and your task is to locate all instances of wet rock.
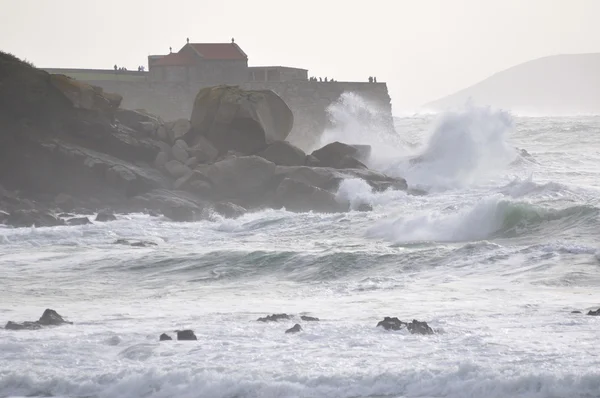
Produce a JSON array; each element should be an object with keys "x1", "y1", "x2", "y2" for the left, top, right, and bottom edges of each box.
[
  {"x1": 177, "y1": 330, "x2": 197, "y2": 340},
  {"x1": 169, "y1": 119, "x2": 191, "y2": 142},
  {"x1": 587, "y1": 308, "x2": 600, "y2": 316},
  {"x1": 66, "y1": 216, "x2": 92, "y2": 226},
  {"x1": 0, "y1": 210, "x2": 9, "y2": 224},
  {"x1": 57, "y1": 212, "x2": 75, "y2": 218},
  {"x1": 5, "y1": 309, "x2": 72, "y2": 330},
  {"x1": 300, "y1": 315, "x2": 319, "y2": 322},
  {"x1": 188, "y1": 135, "x2": 219, "y2": 164},
  {"x1": 257, "y1": 313, "x2": 292, "y2": 322},
  {"x1": 171, "y1": 140, "x2": 189, "y2": 163},
  {"x1": 165, "y1": 160, "x2": 192, "y2": 179},
  {"x1": 54, "y1": 193, "x2": 75, "y2": 211},
  {"x1": 159, "y1": 333, "x2": 172, "y2": 341},
  {"x1": 571, "y1": 310, "x2": 582, "y2": 314},
  {"x1": 274, "y1": 178, "x2": 348, "y2": 213},
  {"x1": 5, "y1": 209, "x2": 64, "y2": 228},
  {"x1": 154, "y1": 151, "x2": 169, "y2": 170},
  {"x1": 257, "y1": 141, "x2": 306, "y2": 166},
  {"x1": 95, "y1": 210, "x2": 117, "y2": 222},
  {"x1": 211, "y1": 202, "x2": 246, "y2": 219},
  {"x1": 114, "y1": 238, "x2": 158, "y2": 247},
  {"x1": 285, "y1": 324, "x2": 302, "y2": 334},
  {"x1": 189, "y1": 86, "x2": 293, "y2": 155},
  {"x1": 311, "y1": 142, "x2": 371, "y2": 169},
  {"x1": 376, "y1": 317, "x2": 434, "y2": 335}
]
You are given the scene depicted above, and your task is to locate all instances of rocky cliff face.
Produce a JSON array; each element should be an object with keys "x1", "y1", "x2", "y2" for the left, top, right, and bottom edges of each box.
[{"x1": 0, "y1": 52, "x2": 406, "y2": 227}]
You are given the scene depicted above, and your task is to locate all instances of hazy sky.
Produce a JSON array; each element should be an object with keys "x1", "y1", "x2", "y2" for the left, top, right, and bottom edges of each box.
[{"x1": 1, "y1": 0, "x2": 598, "y2": 111}]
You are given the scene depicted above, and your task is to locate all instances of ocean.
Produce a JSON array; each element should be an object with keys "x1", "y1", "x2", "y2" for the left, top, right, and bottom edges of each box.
[{"x1": 1, "y1": 102, "x2": 600, "y2": 398}]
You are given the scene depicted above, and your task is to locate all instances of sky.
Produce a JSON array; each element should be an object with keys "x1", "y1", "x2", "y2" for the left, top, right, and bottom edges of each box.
[{"x1": 1, "y1": 0, "x2": 599, "y2": 112}]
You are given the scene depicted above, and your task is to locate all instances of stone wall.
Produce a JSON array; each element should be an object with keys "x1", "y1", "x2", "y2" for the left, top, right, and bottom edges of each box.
[{"x1": 79, "y1": 79, "x2": 394, "y2": 150}]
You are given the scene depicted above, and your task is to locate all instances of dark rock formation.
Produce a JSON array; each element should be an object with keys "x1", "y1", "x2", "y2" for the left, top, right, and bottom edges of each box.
[
  {"x1": 257, "y1": 313, "x2": 292, "y2": 322},
  {"x1": 285, "y1": 324, "x2": 302, "y2": 334},
  {"x1": 189, "y1": 85, "x2": 294, "y2": 155},
  {"x1": 571, "y1": 310, "x2": 582, "y2": 314},
  {"x1": 311, "y1": 142, "x2": 371, "y2": 169},
  {"x1": 177, "y1": 330, "x2": 197, "y2": 340},
  {"x1": 159, "y1": 333, "x2": 173, "y2": 341},
  {"x1": 66, "y1": 216, "x2": 92, "y2": 226},
  {"x1": 95, "y1": 211, "x2": 117, "y2": 222},
  {"x1": 5, "y1": 210, "x2": 64, "y2": 228},
  {"x1": 587, "y1": 308, "x2": 600, "y2": 316},
  {"x1": 300, "y1": 315, "x2": 319, "y2": 322},
  {"x1": 114, "y1": 238, "x2": 158, "y2": 247},
  {"x1": 5, "y1": 309, "x2": 72, "y2": 330},
  {"x1": 257, "y1": 141, "x2": 306, "y2": 166},
  {"x1": 274, "y1": 178, "x2": 347, "y2": 213},
  {"x1": 376, "y1": 317, "x2": 434, "y2": 335}
]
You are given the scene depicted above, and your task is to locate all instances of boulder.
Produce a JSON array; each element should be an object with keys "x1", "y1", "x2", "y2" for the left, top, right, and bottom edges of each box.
[
  {"x1": 95, "y1": 210, "x2": 117, "y2": 222},
  {"x1": 171, "y1": 140, "x2": 189, "y2": 163},
  {"x1": 66, "y1": 217, "x2": 92, "y2": 226},
  {"x1": 5, "y1": 209, "x2": 64, "y2": 228},
  {"x1": 300, "y1": 315, "x2": 319, "y2": 322},
  {"x1": 257, "y1": 141, "x2": 306, "y2": 166},
  {"x1": 156, "y1": 125, "x2": 169, "y2": 142},
  {"x1": 169, "y1": 119, "x2": 191, "y2": 142},
  {"x1": 571, "y1": 310, "x2": 582, "y2": 314},
  {"x1": 159, "y1": 333, "x2": 172, "y2": 341},
  {"x1": 311, "y1": 142, "x2": 371, "y2": 169},
  {"x1": 285, "y1": 324, "x2": 302, "y2": 334},
  {"x1": 177, "y1": 330, "x2": 197, "y2": 341},
  {"x1": 188, "y1": 135, "x2": 219, "y2": 164},
  {"x1": 376, "y1": 317, "x2": 434, "y2": 335},
  {"x1": 185, "y1": 157, "x2": 199, "y2": 169},
  {"x1": 165, "y1": 160, "x2": 192, "y2": 179},
  {"x1": 54, "y1": 193, "x2": 75, "y2": 211},
  {"x1": 274, "y1": 178, "x2": 348, "y2": 213},
  {"x1": 5, "y1": 309, "x2": 72, "y2": 330},
  {"x1": 257, "y1": 314, "x2": 291, "y2": 322},
  {"x1": 195, "y1": 156, "x2": 276, "y2": 200},
  {"x1": 154, "y1": 151, "x2": 169, "y2": 170},
  {"x1": 114, "y1": 238, "x2": 158, "y2": 247},
  {"x1": 305, "y1": 155, "x2": 321, "y2": 167},
  {"x1": 587, "y1": 308, "x2": 600, "y2": 316},
  {"x1": 114, "y1": 109, "x2": 161, "y2": 132},
  {"x1": 189, "y1": 86, "x2": 294, "y2": 155}
]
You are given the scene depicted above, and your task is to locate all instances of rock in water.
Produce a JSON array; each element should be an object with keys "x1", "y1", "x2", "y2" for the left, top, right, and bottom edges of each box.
[
  {"x1": 159, "y1": 333, "x2": 173, "y2": 341},
  {"x1": 587, "y1": 308, "x2": 600, "y2": 316},
  {"x1": 38, "y1": 309, "x2": 71, "y2": 326},
  {"x1": 5, "y1": 309, "x2": 72, "y2": 330},
  {"x1": 311, "y1": 142, "x2": 371, "y2": 169},
  {"x1": 177, "y1": 330, "x2": 197, "y2": 340},
  {"x1": 95, "y1": 210, "x2": 117, "y2": 222},
  {"x1": 285, "y1": 324, "x2": 302, "y2": 334},
  {"x1": 66, "y1": 217, "x2": 92, "y2": 226},
  {"x1": 189, "y1": 86, "x2": 294, "y2": 155},
  {"x1": 274, "y1": 178, "x2": 348, "y2": 213},
  {"x1": 257, "y1": 141, "x2": 306, "y2": 166},
  {"x1": 257, "y1": 314, "x2": 292, "y2": 322},
  {"x1": 376, "y1": 317, "x2": 434, "y2": 335},
  {"x1": 5, "y1": 210, "x2": 64, "y2": 228},
  {"x1": 300, "y1": 315, "x2": 320, "y2": 322}
]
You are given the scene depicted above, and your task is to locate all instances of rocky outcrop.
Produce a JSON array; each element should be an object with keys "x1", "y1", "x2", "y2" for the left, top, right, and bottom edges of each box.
[
  {"x1": 257, "y1": 314, "x2": 292, "y2": 322},
  {"x1": 376, "y1": 317, "x2": 434, "y2": 335},
  {"x1": 285, "y1": 324, "x2": 302, "y2": 334},
  {"x1": 274, "y1": 178, "x2": 347, "y2": 213},
  {"x1": 177, "y1": 330, "x2": 197, "y2": 340},
  {"x1": 587, "y1": 308, "x2": 600, "y2": 316},
  {"x1": 257, "y1": 141, "x2": 306, "y2": 166},
  {"x1": 5, "y1": 309, "x2": 72, "y2": 330},
  {"x1": 159, "y1": 333, "x2": 172, "y2": 341},
  {"x1": 50, "y1": 74, "x2": 122, "y2": 112},
  {"x1": 4, "y1": 209, "x2": 64, "y2": 228},
  {"x1": 188, "y1": 86, "x2": 294, "y2": 155},
  {"x1": 300, "y1": 315, "x2": 319, "y2": 322},
  {"x1": 311, "y1": 142, "x2": 370, "y2": 169}
]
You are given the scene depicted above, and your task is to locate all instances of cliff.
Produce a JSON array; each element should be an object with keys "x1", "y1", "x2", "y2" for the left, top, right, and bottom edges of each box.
[
  {"x1": 425, "y1": 53, "x2": 600, "y2": 115},
  {"x1": 43, "y1": 70, "x2": 394, "y2": 150}
]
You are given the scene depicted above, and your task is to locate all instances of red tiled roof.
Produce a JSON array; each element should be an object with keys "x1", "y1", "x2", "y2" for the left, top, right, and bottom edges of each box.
[
  {"x1": 153, "y1": 52, "x2": 197, "y2": 67},
  {"x1": 186, "y1": 43, "x2": 248, "y2": 60}
]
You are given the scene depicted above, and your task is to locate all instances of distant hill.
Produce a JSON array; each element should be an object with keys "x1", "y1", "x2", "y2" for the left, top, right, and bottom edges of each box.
[{"x1": 425, "y1": 53, "x2": 600, "y2": 115}]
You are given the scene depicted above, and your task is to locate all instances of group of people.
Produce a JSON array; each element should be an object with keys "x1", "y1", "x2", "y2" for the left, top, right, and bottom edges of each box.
[
  {"x1": 309, "y1": 77, "x2": 337, "y2": 82},
  {"x1": 368, "y1": 76, "x2": 378, "y2": 83},
  {"x1": 113, "y1": 65, "x2": 145, "y2": 72}
]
